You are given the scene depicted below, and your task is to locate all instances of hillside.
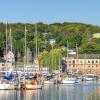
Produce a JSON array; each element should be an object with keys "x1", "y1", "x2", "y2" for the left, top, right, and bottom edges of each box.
[{"x1": 0, "y1": 22, "x2": 100, "y2": 58}]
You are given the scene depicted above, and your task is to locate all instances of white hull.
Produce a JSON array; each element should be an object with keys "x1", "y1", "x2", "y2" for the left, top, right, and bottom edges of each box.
[
  {"x1": 62, "y1": 77, "x2": 78, "y2": 84},
  {"x1": 84, "y1": 74, "x2": 95, "y2": 81},
  {"x1": 44, "y1": 81, "x2": 54, "y2": 84},
  {"x1": 0, "y1": 84, "x2": 15, "y2": 90},
  {"x1": 62, "y1": 80, "x2": 76, "y2": 84},
  {"x1": 85, "y1": 78, "x2": 94, "y2": 81}
]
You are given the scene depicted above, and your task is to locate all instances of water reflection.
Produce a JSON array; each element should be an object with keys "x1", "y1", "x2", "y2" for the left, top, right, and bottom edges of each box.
[{"x1": 0, "y1": 83, "x2": 100, "y2": 100}]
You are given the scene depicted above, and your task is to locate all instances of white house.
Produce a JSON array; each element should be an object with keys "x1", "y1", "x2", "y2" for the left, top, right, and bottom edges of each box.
[{"x1": 93, "y1": 33, "x2": 100, "y2": 38}]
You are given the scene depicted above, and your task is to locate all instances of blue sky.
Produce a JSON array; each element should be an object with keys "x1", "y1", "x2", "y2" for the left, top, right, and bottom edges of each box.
[{"x1": 0, "y1": 0, "x2": 100, "y2": 25}]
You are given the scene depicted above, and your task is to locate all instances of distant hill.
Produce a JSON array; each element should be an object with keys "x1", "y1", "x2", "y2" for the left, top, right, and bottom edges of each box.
[{"x1": 0, "y1": 22, "x2": 100, "y2": 57}]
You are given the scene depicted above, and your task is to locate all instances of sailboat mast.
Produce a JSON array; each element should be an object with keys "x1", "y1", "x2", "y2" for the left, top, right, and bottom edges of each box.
[
  {"x1": 5, "y1": 22, "x2": 8, "y2": 75},
  {"x1": 6, "y1": 22, "x2": 8, "y2": 56},
  {"x1": 76, "y1": 44, "x2": 78, "y2": 59},
  {"x1": 23, "y1": 25, "x2": 27, "y2": 85},
  {"x1": 67, "y1": 40, "x2": 68, "y2": 58},
  {"x1": 59, "y1": 54, "x2": 61, "y2": 71},
  {"x1": 25, "y1": 26, "x2": 27, "y2": 65},
  {"x1": 9, "y1": 28, "x2": 12, "y2": 52},
  {"x1": 67, "y1": 40, "x2": 69, "y2": 74},
  {"x1": 35, "y1": 24, "x2": 38, "y2": 59},
  {"x1": 35, "y1": 24, "x2": 41, "y2": 72}
]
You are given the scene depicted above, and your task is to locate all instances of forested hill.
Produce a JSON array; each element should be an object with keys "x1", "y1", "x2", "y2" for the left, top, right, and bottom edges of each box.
[{"x1": 0, "y1": 22, "x2": 100, "y2": 57}]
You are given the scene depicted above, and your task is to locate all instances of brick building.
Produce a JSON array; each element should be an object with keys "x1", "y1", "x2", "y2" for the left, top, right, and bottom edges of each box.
[{"x1": 62, "y1": 54, "x2": 100, "y2": 75}]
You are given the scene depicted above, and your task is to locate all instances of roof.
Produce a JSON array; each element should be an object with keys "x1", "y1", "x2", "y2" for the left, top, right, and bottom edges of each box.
[{"x1": 68, "y1": 54, "x2": 100, "y2": 59}]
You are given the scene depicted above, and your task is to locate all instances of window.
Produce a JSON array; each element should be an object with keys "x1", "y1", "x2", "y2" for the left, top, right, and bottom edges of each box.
[
  {"x1": 92, "y1": 61, "x2": 94, "y2": 64},
  {"x1": 65, "y1": 61, "x2": 67, "y2": 63},
  {"x1": 73, "y1": 60, "x2": 75, "y2": 64},
  {"x1": 73, "y1": 65, "x2": 75, "y2": 67},
  {"x1": 96, "y1": 61, "x2": 98, "y2": 63},
  {"x1": 88, "y1": 61, "x2": 90, "y2": 63}
]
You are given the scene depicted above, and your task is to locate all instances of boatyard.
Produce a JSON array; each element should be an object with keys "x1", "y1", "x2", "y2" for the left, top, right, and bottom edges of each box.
[
  {"x1": 0, "y1": 0, "x2": 100, "y2": 100},
  {"x1": 0, "y1": 22, "x2": 100, "y2": 91}
]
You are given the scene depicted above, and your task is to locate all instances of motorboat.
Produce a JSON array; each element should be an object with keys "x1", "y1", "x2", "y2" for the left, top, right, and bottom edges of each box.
[{"x1": 84, "y1": 74, "x2": 95, "y2": 81}]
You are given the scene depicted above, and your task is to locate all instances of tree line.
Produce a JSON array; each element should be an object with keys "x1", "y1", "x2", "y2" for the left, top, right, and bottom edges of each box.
[{"x1": 0, "y1": 22, "x2": 100, "y2": 59}]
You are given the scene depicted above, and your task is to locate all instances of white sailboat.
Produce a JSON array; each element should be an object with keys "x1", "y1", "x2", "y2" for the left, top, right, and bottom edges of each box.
[
  {"x1": 0, "y1": 23, "x2": 15, "y2": 90},
  {"x1": 61, "y1": 41, "x2": 79, "y2": 84}
]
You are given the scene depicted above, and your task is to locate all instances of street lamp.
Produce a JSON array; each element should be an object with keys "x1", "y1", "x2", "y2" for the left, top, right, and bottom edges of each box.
[{"x1": 50, "y1": 39, "x2": 56, "y2": 72}]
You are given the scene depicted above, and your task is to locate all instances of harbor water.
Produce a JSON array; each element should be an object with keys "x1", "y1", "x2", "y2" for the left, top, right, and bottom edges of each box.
[{"x1": 0, "y1": 82, "x2": 100, "y2": 100}]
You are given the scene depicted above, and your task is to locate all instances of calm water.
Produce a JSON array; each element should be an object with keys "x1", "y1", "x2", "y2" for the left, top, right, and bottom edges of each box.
[{"x1": 0, "y1": 82, "x2": 100, "y2": 100}]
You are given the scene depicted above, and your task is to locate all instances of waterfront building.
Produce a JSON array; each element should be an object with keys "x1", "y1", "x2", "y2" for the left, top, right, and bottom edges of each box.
[{"x1": 62, "y1": 54, "x2": 100, "y2": 75}]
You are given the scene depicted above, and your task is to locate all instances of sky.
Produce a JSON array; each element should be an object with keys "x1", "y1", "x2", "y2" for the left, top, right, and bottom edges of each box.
[{"x1": 0, "y1": 0, "x2": 100, "y2": 25}]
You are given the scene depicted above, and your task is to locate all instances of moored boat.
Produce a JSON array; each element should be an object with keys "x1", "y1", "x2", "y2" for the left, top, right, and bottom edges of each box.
[
  {"x1": 44, "y1": 80, "x2": 54, "y2": 84},
  {"x1": 0, "y1": 83, "x2": 15, "y2": 90},
  {"x1": 20, "y1": 79, "x2": 42, "y2": 90},
  {"x1": 84, "y1": 74, "x2": 96, "y2": 81},
  {"x1": 25, "y1": 84, "x2": 42, "y2": 90},
  {"x1": 61, "y1": 77, "x2": 78, "y2": 84}
]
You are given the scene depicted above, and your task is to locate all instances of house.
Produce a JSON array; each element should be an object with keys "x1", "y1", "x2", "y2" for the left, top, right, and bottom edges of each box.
[{"x1": 93, "y1": 33, "x2": 100, "y2": 38}]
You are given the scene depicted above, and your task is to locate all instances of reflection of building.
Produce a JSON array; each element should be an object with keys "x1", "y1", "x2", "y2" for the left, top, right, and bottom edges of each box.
[{"x1": 62, "y1": 54, "x2": 100, "y2": 74}]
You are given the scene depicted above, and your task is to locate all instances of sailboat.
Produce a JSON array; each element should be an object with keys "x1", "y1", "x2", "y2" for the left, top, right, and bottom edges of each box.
[
  {"x1": 61, "y1": 41, "x2": 79, "y2": 84},
  {"x1": 0, "y1": 23, "x2": 15, "y2": 90},
  {"x1": 20, "y1": 25, "x2": 42, "y2": 90}
]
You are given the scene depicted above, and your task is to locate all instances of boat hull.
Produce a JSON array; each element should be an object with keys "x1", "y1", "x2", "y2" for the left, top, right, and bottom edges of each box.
[
  {"x1": 0, "y1": 84, "x2": 15, "y2": 90},
  {"x1": 44, "y1": 81, "x2": 54, "y2": 84},
  {"x1": 21, "y1": 84, "x2": 42, "y2": 90},
  {"x1": 85, "y1": 78, "x2": 94, "y2": 81},
  {"x1": 26, "y1": 84, "x2": 42, "y2": 89},
  {"x1": 62, "y1": 80, "x2": 76, "y2": 84}
]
